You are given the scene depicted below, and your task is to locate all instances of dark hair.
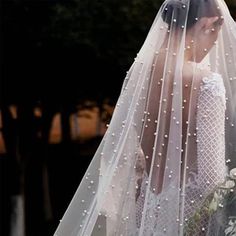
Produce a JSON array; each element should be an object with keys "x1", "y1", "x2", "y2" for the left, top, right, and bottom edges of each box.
[{"x1": 162, "y1": 0, "x2": 222, "y2": 29}]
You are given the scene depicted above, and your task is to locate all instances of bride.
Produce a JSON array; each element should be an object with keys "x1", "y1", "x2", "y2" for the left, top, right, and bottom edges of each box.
[{"x1": 54, "y1": 0, "x2": 236, "y2": 235}]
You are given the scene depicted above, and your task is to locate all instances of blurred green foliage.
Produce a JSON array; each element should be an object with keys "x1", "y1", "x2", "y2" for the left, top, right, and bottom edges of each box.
[
  {"x1": 50, "y1": 0, "x2": 162, "y2": 69},
  {"x1": 50, "y1": 0, "x2": 236, "y2": 70}
]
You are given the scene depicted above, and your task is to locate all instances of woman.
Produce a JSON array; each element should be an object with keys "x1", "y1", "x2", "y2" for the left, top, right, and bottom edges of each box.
[{"x1": 54, "y1": 0, "x2": 236, "y2": 235}]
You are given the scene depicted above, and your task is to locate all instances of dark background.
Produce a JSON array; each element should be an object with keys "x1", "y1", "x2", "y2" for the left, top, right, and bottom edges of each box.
[{"x1": 1, "y1": 0, "x2": 236, "y2": 235}]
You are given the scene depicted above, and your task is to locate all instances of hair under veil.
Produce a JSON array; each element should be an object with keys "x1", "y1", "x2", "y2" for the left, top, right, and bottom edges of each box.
[{"x1": 54, "y1": 0, "x2": 236, "y2": 235}]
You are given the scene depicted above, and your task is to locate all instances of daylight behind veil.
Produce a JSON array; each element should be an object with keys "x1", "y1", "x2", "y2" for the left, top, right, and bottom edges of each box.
[{"x1": 54, "y1": 0, "x2": 236, "y2": 235}]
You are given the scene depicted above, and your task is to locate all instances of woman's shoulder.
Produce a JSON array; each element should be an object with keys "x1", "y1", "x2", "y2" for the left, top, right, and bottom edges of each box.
[
  {"x1": 182, "y1": 65, "x2": 225, "y2": 100},
  {"x1": 192, "y1": 69, "x2": 225, "y2": 100},
  {"x1": 200, "y1": 72, "x2": 225, "y2": 99},
  {"x1": 183, "y1": 63, "x2": 223, "y2": 84}
]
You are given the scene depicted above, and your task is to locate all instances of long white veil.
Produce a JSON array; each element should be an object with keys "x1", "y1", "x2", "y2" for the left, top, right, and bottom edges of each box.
[{"x1": 54, "y1": 0, "x2": 236, "y2": 235}]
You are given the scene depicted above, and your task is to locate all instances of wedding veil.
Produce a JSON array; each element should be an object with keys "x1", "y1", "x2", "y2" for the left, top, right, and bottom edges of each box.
[{"x1": 54, "y1": 0, "x2": 236, "y2": 235}]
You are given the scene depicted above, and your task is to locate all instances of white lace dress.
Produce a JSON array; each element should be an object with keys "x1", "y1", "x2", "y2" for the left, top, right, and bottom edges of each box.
[{"x1": 135, "y1": 73, "x2": 227, "y2": 236}]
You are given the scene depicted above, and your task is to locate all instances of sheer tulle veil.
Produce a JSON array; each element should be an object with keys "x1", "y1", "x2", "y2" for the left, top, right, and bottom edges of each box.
[{"x1": 54, "y1": 0, "x2": 236, "y2": 235}]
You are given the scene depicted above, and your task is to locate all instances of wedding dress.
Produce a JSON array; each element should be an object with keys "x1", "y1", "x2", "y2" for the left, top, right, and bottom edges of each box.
[
  {"x1": 136, "y1": 72, "x2": 227, "y2": 235},
  {"x1": 54, "y1": 0, "x2": 236, "y2": 235}
]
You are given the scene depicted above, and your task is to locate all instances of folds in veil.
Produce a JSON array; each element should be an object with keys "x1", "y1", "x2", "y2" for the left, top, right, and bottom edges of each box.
[{"x1": 54, "y1": 0, "x2": 236, "y2": 235}]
